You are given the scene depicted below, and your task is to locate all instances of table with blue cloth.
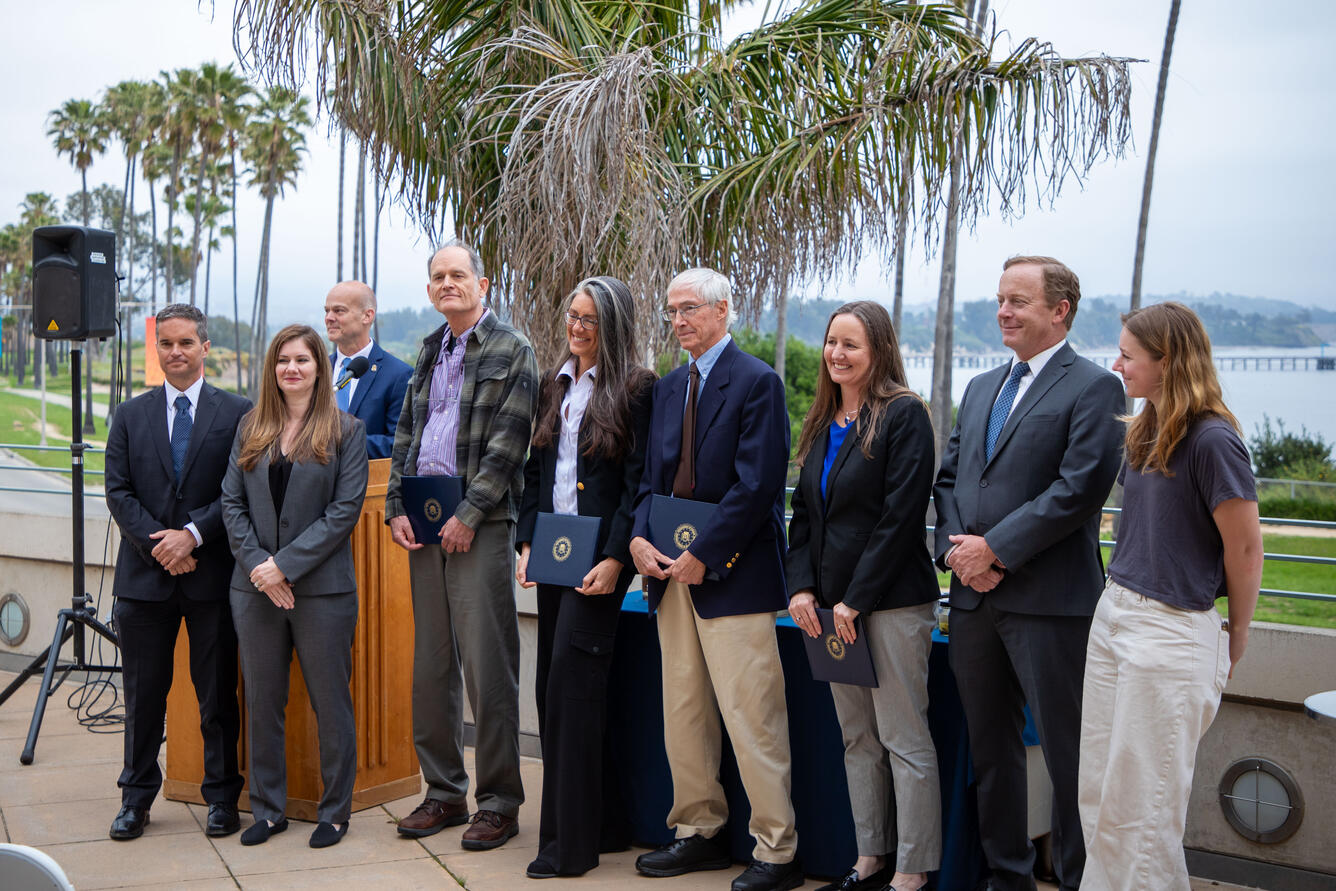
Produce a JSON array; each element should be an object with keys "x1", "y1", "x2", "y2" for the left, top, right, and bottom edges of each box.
[{"x1": 607, "y1": 591, "x2": 1039, "y2": 889}]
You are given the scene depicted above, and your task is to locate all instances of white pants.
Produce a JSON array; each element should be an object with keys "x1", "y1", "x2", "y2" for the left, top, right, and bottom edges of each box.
[{"x1": 1078, "y1": 580, "x2": 1229, "y2": 891}]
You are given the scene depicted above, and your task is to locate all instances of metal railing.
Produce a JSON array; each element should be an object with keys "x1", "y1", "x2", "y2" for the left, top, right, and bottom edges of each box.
[{"x1": 0, "y1": 443, "x2": 105, "y2": 496}]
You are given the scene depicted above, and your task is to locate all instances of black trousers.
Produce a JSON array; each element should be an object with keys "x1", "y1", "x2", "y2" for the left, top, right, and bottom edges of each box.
[
  {"x1": 532, "y1": 583, "x2": 630, "y2": 875},
  {"x1": 113, "y1": 592, "x2": 242, "y2": 809},
  {"x1": 948, "y1": 600, "x2": 1092, "y2": 891}
]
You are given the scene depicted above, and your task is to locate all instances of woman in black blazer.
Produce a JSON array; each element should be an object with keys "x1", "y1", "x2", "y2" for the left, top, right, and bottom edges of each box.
[
  {"x1": 514, "y1": 276, "x2": 655, "y2": 879},
  {"x1": 221, "y1": 324, "x2": 368, "y2": 850},
  {"x1": 787, "y1": 301, "x2": 941, "y2": 891}
]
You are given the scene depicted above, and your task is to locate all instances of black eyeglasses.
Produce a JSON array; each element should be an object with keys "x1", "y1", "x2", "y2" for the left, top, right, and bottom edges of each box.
[{"x1": 565, "y1": 311, "x2": 599, "y2": 331}]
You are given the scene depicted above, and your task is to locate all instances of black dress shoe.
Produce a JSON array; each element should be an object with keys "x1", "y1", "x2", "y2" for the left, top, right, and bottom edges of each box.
[
  {"x1": 732, "y1": 859, "x2": 804, "y2": 891},
  {"x1": 635, "y1": 834, "x2": 732, "y2": 877},
  {"x1": 240, "y1": 817, "x2": 289, "y2": 846},
  {"x1": 109, "y1": 804, "x2": 150, "y2": 840},
  {"x1": 309, "y1": 821, "x2": 348, "y2": 848},
  {"x1": 525, "y1": 858, "x2": 559, "y2": 879},
  {"x1": 817, "y1": 865, "x2": 893, "y2": 891},
  {"x1": 205, "y1": 803, "x2": 241, "y2": 837}
]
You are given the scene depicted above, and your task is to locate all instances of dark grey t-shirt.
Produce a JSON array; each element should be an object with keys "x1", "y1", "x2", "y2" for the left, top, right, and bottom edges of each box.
[{"x1": 1107, "y1": 416, "x2": 1256, "y2": 611}]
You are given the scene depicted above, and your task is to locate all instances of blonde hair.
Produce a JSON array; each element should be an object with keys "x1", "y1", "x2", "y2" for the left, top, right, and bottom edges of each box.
[
  {"x1": 1121, "y1": 302, "x2": 1239, "y2": 476},
  {"x1": 236, "y1": 324, "x2": 344, "y2": 470}
]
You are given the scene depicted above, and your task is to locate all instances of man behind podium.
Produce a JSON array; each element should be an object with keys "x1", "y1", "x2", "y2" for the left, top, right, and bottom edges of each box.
[
  {"x1": 324, "y1": 280, "x2": 412, "y2": 459},
  {"x1": 104, "y1": 304, "x2": 251, "y2": 840},
  {"x1": 628, "y1": 268, "x2": 800, "y2": 891},
  {"x1": 385, "y1": 241, "x2": 538, "y2": 849},
  {"x1": 933, "y1": 256, "x2": 1124, "y2": 891}
]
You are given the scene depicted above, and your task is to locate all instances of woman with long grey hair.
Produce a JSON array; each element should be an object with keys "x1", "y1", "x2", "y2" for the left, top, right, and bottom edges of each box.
[{"x1": 515, "y1": 275, "x2": 656, "y2": 878}]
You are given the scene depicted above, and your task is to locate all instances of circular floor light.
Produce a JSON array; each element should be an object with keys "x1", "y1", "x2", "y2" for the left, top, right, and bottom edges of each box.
[
  {"x1": 0, "y1": 592, "x2": 31, "y2": 647},
  {"x1": 1219, "y1": 757, "x2": 1304, "y2": 844}
]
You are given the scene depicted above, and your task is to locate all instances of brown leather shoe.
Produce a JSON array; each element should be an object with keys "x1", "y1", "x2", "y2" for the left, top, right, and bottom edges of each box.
[
  {"x1": 396, "y1": 797, "x2": 468, "y2": 838},
  {"x1": 461, "y1": 809, "x2": 518, "y2": 850}
]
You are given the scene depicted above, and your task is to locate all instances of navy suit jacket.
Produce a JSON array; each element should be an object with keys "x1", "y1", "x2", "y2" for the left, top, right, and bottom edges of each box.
[
  {"x1": 631, "y1": 338, "x2": 789, "y2": 618},
  {"x1": 932, "y1": 342, "x2": 1124, "y2": 616},
  {"x1": 332, "y1": 342, "x2": 412, "y2": 459},
  {"x1": 104, "y1": 382, "x2": 252, "y2": 602}
]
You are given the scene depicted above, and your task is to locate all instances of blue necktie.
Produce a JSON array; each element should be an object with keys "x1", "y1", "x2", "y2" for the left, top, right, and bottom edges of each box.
[
  {"x1": 336, "y1": 357, "x2": 352, "y2": 411},
  {"x1": 171, "y1": 394, "x2": 193, "y2": 481},
  {"x1": 985, "y1": 361, "x2": 1029, "y2": 460}
]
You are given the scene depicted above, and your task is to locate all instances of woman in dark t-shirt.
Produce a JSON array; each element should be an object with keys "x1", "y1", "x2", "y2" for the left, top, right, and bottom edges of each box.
[{"x1": 1078, "y1": 302, "x2": 1262, "y2": 890}]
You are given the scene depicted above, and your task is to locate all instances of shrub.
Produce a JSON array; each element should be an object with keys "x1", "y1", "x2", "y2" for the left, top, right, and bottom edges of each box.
[
  {"x1": 1249, "y1": 415, "x2": 1334, "y2": 478},
  {"x1": 1257, "y1": 495, "x2": 1336, "y2": 522}
]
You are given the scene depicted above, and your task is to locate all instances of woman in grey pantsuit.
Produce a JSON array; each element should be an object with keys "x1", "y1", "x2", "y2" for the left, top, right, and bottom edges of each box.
[
  {"x1": 787, "y1": 302, "x2": 941, "y2": 891},
  {"x1": 222, "y1": 324, "x2": 368, "y2": 849}
]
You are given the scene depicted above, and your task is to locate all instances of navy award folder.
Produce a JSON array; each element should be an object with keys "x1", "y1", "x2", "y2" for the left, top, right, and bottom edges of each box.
[
  {"x1": 647, "y1": 494, "x2": 717, "y2": 559},
  {"x1": 401, "y1": 475, "x2": 464, "y2": 545},
  {"x1": 801, "y1": 609, "x2": 878, "y2": 687},
  {"x1": 527, "y1": 512, "x2": 602, "y2": 588}
]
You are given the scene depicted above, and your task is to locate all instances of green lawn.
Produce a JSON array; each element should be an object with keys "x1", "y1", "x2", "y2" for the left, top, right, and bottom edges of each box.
[{"x1": 0, "y1": 390, "x2": 107, "y2": 474}]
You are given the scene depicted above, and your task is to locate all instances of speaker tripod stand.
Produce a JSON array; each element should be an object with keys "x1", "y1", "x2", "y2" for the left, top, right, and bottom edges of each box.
[{"x1": 0, "y1": 344, "x2": 121, "y2": 764}]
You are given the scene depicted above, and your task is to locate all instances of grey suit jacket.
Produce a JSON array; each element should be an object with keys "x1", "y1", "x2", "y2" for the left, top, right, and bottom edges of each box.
[
  {"x1": 221, "y1": 415, "x2": 369, "y2": 597},
  {"x1": 933, "y1": 342, "x2": 1124, "y2": 616}
]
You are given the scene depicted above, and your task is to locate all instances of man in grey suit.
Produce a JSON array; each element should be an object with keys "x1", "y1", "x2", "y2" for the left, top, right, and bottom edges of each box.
[{"x1": 933, "y1": 256, "x2": 1124, "y2": 891}]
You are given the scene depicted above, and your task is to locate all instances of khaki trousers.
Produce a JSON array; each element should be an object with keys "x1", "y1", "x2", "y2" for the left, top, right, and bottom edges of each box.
[
  {"x1": 657, "y1": 580, "x2": 798, "y2": 863},
  {"x1": 1078, "y1": 580, "x2": 1229, "y2": 891}
]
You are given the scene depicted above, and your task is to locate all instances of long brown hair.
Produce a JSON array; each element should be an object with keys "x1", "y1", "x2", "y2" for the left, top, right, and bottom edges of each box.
[
  {"x1": 236, "y1": 324, "x2": 345, "y2": 470},
  {"x1": 532, "y1": 276, "x2": 656, "y2": 459},
  {"x1": 796, "y1": 301, "x2": 920, "y2": 465},
  {"x1": 1122, "y1": 302, "x2": 1239, "y2": 476}
]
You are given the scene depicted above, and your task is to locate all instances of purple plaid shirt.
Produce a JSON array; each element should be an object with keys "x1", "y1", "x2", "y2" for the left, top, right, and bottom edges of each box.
[{"x1": 415, "y1": 310, "x2": 488, "y2": 476}]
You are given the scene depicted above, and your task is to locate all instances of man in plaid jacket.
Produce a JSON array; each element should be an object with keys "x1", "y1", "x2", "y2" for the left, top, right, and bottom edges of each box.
[{"x1": 385, "y1": 240, "x2": 538, "y2": 850}]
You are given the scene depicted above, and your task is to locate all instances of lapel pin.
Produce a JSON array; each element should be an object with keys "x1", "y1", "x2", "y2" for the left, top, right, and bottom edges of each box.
[{"x1": 371, "y1": 364, "x2": 378, "y2": 372}]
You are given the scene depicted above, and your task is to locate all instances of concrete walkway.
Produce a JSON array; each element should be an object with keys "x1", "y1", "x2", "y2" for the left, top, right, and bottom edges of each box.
[{"x1": 0, "y1": 674, "x2": 1264, "y2": 890}]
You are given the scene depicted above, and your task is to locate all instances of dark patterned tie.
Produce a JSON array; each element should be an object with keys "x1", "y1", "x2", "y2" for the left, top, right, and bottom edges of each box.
[
  {"x1": 171, "y1": 394, "x2": 193, "y2": 482},
  {"x1": 336, "y1": 357, "x2": 352, "y2": 411},
  {"x1": 985, "y1": 361, "x2": 1029, "y2": 460},
  {"x1": 672, "y1": 363, "x2": 700, "y2": 497}
]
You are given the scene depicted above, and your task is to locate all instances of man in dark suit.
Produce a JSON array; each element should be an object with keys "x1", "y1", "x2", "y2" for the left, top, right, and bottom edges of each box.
[
  {"x1": 324, "y1": 280, "x2": 412, "y2": 459},
  {"x1": 933, "y1": 256, "x2": 1124, "y2": 891},
  {"x1": 628, "y1": 268, "x2": 800, "y2": 891},
  {"x1": 104, "y1": 304, "x2": 251, "y2": 841}
]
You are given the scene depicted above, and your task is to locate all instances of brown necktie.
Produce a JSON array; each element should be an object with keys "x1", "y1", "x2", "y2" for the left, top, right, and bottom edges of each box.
[{"x1": 672, "y1": 362, "x2": 700, "y2": 497}]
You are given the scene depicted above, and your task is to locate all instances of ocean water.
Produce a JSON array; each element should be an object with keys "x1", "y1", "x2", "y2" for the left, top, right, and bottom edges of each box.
[{"x1": 902, "y1": 347, "x2": 1336, "y2": 453}]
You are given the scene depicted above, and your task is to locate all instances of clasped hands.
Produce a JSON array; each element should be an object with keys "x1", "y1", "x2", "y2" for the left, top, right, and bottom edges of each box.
[
  {"x1": 249, "y1": 556, "x2": 294, "y2": 610},
  {"x1": 629, "y1": 536, "x2": 706, "y2": 586},
  {"x1": 149, "y1": 528, "x2": 197, "y2": 576},
  {"x1": 946, "y1": 533, "x2": 1005, "y2": 592},
  {"x1": 515, "y1": 545, "x2": 623, "y2": 596},
  {"x1": 389, "y1": 515, "x2": 475, "y2": 553}
]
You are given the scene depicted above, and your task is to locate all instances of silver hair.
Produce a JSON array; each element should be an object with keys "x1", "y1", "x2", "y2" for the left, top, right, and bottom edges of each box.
[
  {"x1": 427, "y1": 239, "x2": 485, "y2": 279},
  {"x1": 666, "y1": 267, "x2": 735, "y2": 327}
]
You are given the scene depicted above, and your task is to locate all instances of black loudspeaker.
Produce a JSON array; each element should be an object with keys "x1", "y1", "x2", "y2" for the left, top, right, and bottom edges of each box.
[{"x1": 32, "y1": 225, "x2": 117, "y2": 340}]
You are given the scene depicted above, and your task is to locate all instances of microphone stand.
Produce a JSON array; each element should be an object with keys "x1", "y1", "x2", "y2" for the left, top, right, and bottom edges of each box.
[{"x1": 0, "y1": 343, "x2": 122, "y2": 764}]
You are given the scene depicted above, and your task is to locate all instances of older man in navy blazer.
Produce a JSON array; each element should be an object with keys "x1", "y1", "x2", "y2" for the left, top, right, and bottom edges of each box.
[
  {"x1": 104, "y1": 304, "x2": 251, "y2": 841},
  {"x1": 629, "y1": 268, "x2": 799, "y2": 891},
  {"x1": 934, "y1": 256, "x2": 1124, "y2": 891},
  {"x1": 325, "y1": 280, "x2": 412, "y2": 459}
]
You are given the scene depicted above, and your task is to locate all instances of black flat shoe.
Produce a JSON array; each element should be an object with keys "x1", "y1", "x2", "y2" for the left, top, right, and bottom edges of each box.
[
  {"x1": 109, "y1": 804, "x2": 149, "y2": 840},
  {"x1": 205, "y1": 803, "x2": 241, "y2": 837},
  {"x1": 309, "y1": 821, "x2": 348, "y2": 848},
  {"x1": 817, "y1": 865, "x2": 893, "y2": 891},
  {"x1": 240, "y1": 817, "x2": 289, "y2": 846},
  {"x1": 525, "y1": 858, "x2": 559, "y2": 879}
]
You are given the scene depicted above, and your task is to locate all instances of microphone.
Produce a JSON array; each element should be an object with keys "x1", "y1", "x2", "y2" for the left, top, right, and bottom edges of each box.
[{"x1": 335, "y1": 356, "x2": 371, "y2": 390}]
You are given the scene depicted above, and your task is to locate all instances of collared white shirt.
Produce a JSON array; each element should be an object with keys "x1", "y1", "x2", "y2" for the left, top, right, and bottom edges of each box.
[
  {"x1": 1000, "y1": 338, "x2": 1067, "y2": 423},
  {"x1": 163, "y1": 375, "x2": 205, "y2": 546},
  {"x1": 334, "y1": 340, "x2": 375, "y2": 404},
  {"x1": 553, "y1": 360, "x2": 597, "y2": 516},
  {"x1": 684, "y1": 332, "x2": 732, "y2": 411}
]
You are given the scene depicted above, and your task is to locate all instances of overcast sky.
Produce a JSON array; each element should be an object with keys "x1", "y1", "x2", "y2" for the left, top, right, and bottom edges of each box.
[{"x1": 2, "y1": 0, "x2": 1333, "y2": 331}]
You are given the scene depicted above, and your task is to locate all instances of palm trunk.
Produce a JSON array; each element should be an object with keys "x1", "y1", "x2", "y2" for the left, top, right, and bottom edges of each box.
[
  {"x1": 892, "y1": 160, "x2": 911, "y2": 336},
  {"x1": 337, "y1": 130, "x2": 346, "y2": 281},
  {"x1": 189, "y1": 147, "x2": 210, "y2": 305},
  {"x1": 357, "y1": 146, "x2": 368, "y2": 281},
  {"x1": 372, "y1": 169, "x2": 382, "y2": 342},
  {"x1": 148, "y1": 178, "x2": 159, "y2": 313},
  {"x1": 166, "y1": 145, "x2": 181, "y2": 305},
  {"x1": 81, "y1": 166, "x2": 96, "y2": 434},
  {"x1": 249, "y1": 192, "x2": 276, "y2": 397},
  {"x1": 125, "y1": 156, "x2": 137, "y2": 402},
  {"x1": 774, "y1": 291, "x2": 788, "y2": 382},
  {"x1": 930, "y1": 136, "x2": 964, "y2": 464},
  {"x1": 1130, "y1": 0, "x2": 1180, "y2": 314},
  {"x1": 232, "y1": 146, "x2": 242, "y2": 393}
]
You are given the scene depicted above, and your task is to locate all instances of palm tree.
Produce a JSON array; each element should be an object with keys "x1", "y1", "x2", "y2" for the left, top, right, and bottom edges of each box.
[
  {"x1": 188, "y1": 63, "x2": 253, "y2": 307},
  {"x1": 241, "y1": 86, "x2": 311, "y2": 395},
  {"x1": 234, "y1": 0, "x2": 1133, "y2": 367},
  {"x1": 159, "y1": 68, "x2": 199, "y2": 306},
  {"x1": 1130, "y1": 0, "x2": 1181, "y2": 314}
]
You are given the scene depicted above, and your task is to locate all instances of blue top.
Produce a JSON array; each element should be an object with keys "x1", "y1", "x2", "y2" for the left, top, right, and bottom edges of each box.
[{"x1": 821, "y1": 420, "x2": 853, "y2": 500}]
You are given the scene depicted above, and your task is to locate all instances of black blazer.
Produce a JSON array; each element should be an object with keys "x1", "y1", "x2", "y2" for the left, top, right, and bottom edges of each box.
[
  {"x1": 786, "y1": 395, "x2": 940, "y2": 615},
  {"x1": 933, "y1": 343, "x2": 1125, "y2": 615},
  {"x1": 104, "y1": 382, "x2": 252, "y2": 603},
  {"x1": 516, "y1": 373, "x2": 653, "y2": 575}
]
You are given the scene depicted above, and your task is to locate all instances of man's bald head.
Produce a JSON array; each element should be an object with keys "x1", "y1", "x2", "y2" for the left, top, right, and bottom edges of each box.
[{"x1": 324, "y1": 280, "x2": 377, "y2": 353}]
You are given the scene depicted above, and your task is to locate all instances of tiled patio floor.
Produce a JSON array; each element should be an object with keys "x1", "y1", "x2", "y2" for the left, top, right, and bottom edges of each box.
[{"x1": 0, "y1": 670, "x2": 1258, "y2": 890}]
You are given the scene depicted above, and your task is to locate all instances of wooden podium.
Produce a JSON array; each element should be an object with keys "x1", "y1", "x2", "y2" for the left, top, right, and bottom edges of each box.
[{"x1": 163, "y1": 458, "x2": 421, "y2": 820}]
